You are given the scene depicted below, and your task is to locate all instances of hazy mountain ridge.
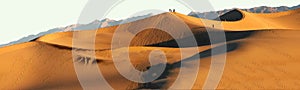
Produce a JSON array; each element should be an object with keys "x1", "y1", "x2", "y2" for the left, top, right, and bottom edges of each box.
[
  {"x1": 67, "y1": 13, "x2": 154, "y2": 31},
  {"x1": 0, "y1": 13, "x2": 153, "y2": 47},
  {"x1": 1, "y1": 4, "x2": 299, "y2": 47},
  {"x1": 188, "y1": 4, "x2": 300, "y2": 19},
  {"x1": 0, "y1": 28, "x2": 62, "y2": 47}
]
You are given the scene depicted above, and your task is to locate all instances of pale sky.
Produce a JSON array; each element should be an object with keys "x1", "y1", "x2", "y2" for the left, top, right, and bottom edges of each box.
[{"x1": 0, "y1": 0, "x2": 299, "y2": 45}]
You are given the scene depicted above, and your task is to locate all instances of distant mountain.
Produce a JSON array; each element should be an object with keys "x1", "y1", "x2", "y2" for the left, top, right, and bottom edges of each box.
[
  {"x1": 69, "y1": 13, "x2": 154, "y2": 31},
  {"x1": 0, "y1": 13, "x2": 154, "y2": 47},
  {"x1": 2, "y1": 4, "x2": 300, "y2": 48},
  {"x1": 290, "y1": 4, "x2": 300, "y2": 10},
  {"x1": 0, "y1": 28, "x2": 62, "y2": 47},
  {"x1": 188, "y1": 4, "x2": 300, "y2": 19}
]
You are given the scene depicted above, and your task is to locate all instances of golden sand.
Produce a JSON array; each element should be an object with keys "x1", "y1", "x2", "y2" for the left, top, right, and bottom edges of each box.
[{"x1": 1, "y1": 9, "x2": 300, "y2": 89}]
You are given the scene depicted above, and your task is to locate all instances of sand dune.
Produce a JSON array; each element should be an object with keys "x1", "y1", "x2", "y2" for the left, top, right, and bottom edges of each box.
[
  {"x1": 175, "y1": 9, "x2": 300, "y2": 30},
  {"x1": 1, "y1": 9, "x2": 300, "y2": 89},
  {"x1": 37, "y1": 9, "x2": 300, "y2": 50}
]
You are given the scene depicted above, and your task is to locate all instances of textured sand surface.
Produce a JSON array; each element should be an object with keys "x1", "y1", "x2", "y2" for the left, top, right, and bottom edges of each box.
[{"x1": 1, "y1": 9, "x2": 300, "y2": 89}]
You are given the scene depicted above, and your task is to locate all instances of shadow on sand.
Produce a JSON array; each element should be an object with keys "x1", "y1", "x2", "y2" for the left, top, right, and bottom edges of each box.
[
  {"x1": 138, "y1": 42, "x2": 240, "y2": 89},
  {"x1": 148, "y1": 30, "x2": 254, "y2": 47}
]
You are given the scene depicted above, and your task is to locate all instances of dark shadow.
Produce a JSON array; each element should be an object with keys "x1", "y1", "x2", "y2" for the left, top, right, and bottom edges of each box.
[
  {"x1": 137, "y1": 63, "x2": 172, "y2": 89},
  {"x1": 29, "y1": 37, "x2": 39, "y2": 42},
  {"x1": 138, "y1": 42, "x2": 240, "y2": 89},
  {"x1": 148, "y1": 29, "x2": 254, "y2": 48},
  {"x1": 214, "y1": 9, "x2": 244, "y2": 21},
  {"x1": 172, "y1": 42, "x2": 239, "y2": 68}
]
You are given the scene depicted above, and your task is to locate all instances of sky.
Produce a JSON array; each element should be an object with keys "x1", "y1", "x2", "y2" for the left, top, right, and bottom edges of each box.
[{"x1": 0, "y1": 0, "x2": 299, "y2": 45}]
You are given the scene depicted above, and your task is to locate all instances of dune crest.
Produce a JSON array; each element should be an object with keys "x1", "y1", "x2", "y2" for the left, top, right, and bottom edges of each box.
[{"x1": 1, "y1": 8, "x2": 300, "y2": 89}]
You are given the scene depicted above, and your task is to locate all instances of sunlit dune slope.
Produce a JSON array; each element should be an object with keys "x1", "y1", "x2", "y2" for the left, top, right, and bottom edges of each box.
[
  {"x1": 1, "y1": 8, "x2": 300, "y2": 89},
  {"x1": 37, "y1": 13, "x2": 197, "y2": 50},
  {"x1": 0, "y1": 41, "x2": 212, "y2": 89},
  {"x1": 174, "y1": 9, "x2": 300, "y2": 30},
  {"x1": 0, "y1": 42, "x2": 82, "y2": 89},
  {"x1": 37, "y1": 9, "x2": 300, "y2": 50},
  {"x1": 192, "y1": 30, "x2": 300, "y2": 89}
]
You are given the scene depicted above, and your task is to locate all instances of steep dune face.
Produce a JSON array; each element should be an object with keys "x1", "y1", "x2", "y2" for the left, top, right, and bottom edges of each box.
[
  {"x1": 175, "y1": 9, "x2": 300, "y2": 30},
  {"x1": 1, "y1": 9, "x2": 300, "y2": 89},
  {"x1": 37, "y1": 13, "x2": 197, "y2": 50},
  {"x1": 216, "y1": 9, "x2": 244, "y2": 21}
]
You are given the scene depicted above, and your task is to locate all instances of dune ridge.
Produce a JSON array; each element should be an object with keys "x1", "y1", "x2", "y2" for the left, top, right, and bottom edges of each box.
[{"x1": 1, "y1": 9, "x2": 300, "y2": 89}]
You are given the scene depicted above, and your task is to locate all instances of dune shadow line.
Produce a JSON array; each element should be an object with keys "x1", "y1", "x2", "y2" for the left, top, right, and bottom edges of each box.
[
  {"x1": 148, "y1": 30, "x2": 253, "y2": 48},
  {"x1": 138, "y1": 42, "x2": 240, "y2": 89}
]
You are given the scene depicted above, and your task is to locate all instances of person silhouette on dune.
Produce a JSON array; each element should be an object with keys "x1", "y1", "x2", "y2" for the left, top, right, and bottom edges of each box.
[{"x1": 169, "y1": 9, "x2": 172, "y2": 12}]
